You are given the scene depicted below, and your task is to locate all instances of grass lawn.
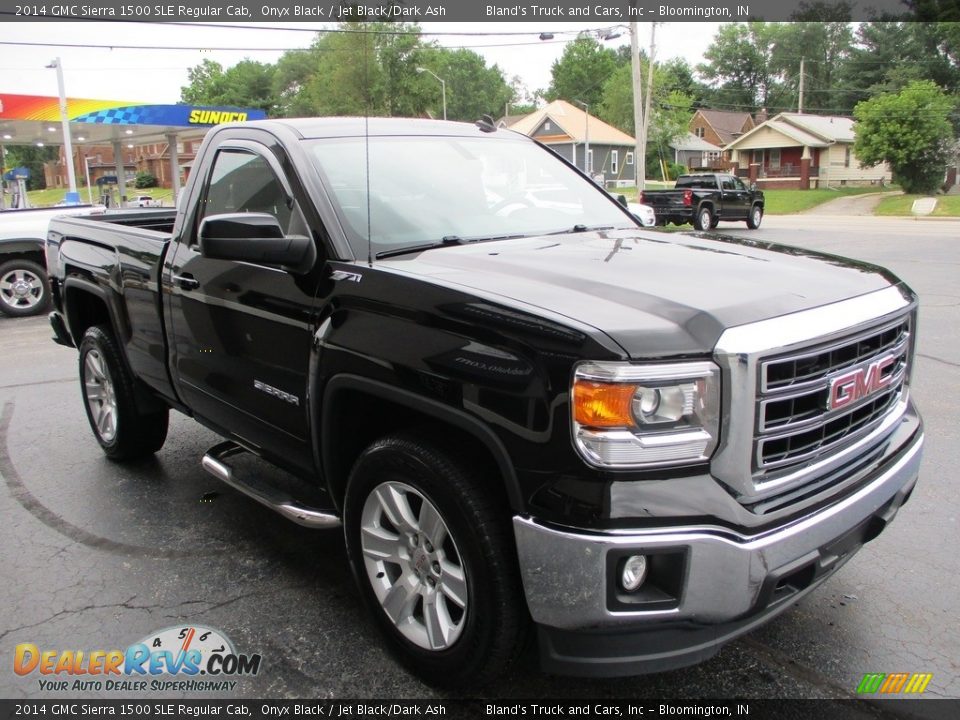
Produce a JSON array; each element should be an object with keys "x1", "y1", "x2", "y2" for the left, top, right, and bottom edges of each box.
[
  {"x1": 19, "y1": 186, "x2": 175, "y2": 208},
  {"x1": 875, "y1": 194, "x2": 960, "y2": 217},
  {"x1": 754, "y1": 187, "x2": 890, "y2": 215}
]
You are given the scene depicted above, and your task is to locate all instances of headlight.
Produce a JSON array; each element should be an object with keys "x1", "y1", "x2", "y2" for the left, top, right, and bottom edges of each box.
[{"x1": 571, "y1": 361, "x2": 720, "y2": 468}]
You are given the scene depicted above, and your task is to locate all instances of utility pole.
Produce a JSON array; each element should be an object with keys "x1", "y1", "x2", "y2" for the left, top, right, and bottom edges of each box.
[
  {"x1": 641, "y1": 23, "x2": 657, "y2": 183},
  {"x1": 630, "y1": 22, "x2": 645, "y2": 190},
  {"x1": 798, "y1": 57, "x2": 805, "y2": 114}
]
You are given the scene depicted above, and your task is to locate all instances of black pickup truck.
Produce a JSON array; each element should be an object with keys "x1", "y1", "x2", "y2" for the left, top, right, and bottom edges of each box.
[
  {"x1": 47, "y1": 118, "x2": 923, "y2": 686},
  {"x1": 641, "y1": 173, "x2": 765, "y2": 230}
]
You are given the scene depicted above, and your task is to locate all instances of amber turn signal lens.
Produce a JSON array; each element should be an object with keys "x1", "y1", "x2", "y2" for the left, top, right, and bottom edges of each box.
[{"x1": 573, "y1": 381, "x2": 637, "y2": 428}]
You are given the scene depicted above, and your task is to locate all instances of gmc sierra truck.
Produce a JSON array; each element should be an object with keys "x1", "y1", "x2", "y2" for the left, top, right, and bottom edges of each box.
[
  {"x1": 47, "y1": 118, "x2": 923, "y2": 686},
  {"x1": 640, "y1": 173, "x2": 765, "y2": 230}
]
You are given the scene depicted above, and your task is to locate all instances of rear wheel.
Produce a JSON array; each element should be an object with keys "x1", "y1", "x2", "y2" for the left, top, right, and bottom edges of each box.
[
  {"x1": 693, "y1": 206, "x2": 713, "y2": 231},
  {"x1": 710, "y1": 216, "x2": 720, "y2": 229},
  {"x1": 344, "y1": 434, "x2": 527, "y2": 688},
  {"x1": 0, "y1": 260, "x2": 50, "y2": 317},
  {"x1": 747, "y1": 204, "x2": 764, "y2": 229},
  {"x1": 79, "y1": 325, "x2": 168, "y2": 460}
]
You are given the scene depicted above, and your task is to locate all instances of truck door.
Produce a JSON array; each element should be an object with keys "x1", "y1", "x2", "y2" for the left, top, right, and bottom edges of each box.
[
  {"x1": 721, "y1": 175, "x2": 749, "y2": 219},
  {"x1": 166, "y1": 139, "x2": 318, "y2": 472}
]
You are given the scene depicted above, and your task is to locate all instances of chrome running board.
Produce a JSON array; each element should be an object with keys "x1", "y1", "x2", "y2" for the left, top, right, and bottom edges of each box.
[{"x1": 201, "y1": 441, "x2": 341, "y2": 529}]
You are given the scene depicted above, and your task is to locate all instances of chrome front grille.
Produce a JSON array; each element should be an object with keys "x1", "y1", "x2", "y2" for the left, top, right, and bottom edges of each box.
[{"x1": 755, "y1": 318, "x2": 910, "y2": 473}]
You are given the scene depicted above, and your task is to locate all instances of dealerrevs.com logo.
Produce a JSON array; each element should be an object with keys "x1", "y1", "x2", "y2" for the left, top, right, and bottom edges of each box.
[{"x1": 14, "y1": 625, "x2": 261, "y2": 693}]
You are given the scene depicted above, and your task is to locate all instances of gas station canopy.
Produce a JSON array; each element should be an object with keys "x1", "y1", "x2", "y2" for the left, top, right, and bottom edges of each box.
[{"x1": 0, "y1": 93, "x2": 267, "y2": 146}]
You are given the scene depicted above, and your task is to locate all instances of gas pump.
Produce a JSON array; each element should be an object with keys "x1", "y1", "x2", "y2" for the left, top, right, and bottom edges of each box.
[
  {"x1": 95, "y1": 175, "x2": 120, "y2": 209},
  {"x1": 2, "y1": 167, "x2": 31, "y2": 209}
]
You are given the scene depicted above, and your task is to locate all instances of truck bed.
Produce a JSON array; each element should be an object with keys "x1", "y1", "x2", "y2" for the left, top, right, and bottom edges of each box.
[{"x1": 48, "y1": 209, "x2": 176, "y2": 403}]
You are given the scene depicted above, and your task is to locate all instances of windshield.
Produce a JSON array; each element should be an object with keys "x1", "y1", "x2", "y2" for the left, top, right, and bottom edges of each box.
[{"x1": 306, "y1": 135, "x2": 633, "y2": 257}]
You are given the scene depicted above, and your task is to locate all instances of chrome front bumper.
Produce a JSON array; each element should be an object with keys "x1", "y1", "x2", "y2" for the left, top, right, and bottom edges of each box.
[{"x1": 514, "y1": 430, "x2": 923, "y2": 633}]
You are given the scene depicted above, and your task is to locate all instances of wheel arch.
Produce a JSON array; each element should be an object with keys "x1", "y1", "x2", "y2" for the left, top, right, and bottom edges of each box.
[
  {"x1": 320, "y1": 375, "x2": 524, "y2": 515},
  {"x1": 0, "y1": 239, "x2": 46, "y2": 269}
]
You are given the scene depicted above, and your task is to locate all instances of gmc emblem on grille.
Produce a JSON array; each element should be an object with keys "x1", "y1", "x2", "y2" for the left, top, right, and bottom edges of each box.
[{"x1": 827, "y1": 355, "x2": 895, "y2": 411}]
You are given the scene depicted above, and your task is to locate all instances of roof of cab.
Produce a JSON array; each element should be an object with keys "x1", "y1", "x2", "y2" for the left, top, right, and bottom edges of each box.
[{"x1": 232, "y1": 117, "x2": 520, "y2": 140}]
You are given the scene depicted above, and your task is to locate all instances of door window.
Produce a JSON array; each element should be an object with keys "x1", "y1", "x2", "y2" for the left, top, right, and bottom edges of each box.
[
  {"x1": 721, "y1": 178, "x2": 736, "y2": 191},
  {"x1": 201, "y1": 149, "x2": 293, "y2": 231}
]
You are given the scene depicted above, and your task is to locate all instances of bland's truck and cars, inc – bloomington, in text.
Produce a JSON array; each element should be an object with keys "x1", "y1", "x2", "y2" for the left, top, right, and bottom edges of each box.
[{"x1": 46, "y1": 117, "x2": 923, "y2": 686}]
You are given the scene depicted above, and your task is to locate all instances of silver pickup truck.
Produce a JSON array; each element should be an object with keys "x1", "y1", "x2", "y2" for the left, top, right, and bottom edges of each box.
[{"x1": 0, "y1": 205, "x2": 105, "y2": 317}]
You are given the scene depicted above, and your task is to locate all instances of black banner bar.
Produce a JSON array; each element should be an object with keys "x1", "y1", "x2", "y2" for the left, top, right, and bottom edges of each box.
[
  {"x1": 3, "y1": 700, "x2": 960, "y2": 720},
  {"x1": 0, "y1": 0, "x2": 952, "y2": 23}
]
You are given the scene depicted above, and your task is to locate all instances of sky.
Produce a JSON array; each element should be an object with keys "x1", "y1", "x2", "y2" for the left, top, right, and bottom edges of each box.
[{"x1": 0, "y1": 21, "x2": 722, "y2": 105}]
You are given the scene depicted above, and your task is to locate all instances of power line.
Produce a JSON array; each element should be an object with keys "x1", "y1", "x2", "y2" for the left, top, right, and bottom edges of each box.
[
  {"x1": 0, "y1": 14, "x2": 608, "y2": 37},
  {"x1": 0, "y1": 37, "x2": 574, "y2": 52}
]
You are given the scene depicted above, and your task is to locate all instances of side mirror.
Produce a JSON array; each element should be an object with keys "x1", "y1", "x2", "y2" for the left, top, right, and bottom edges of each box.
[
  {"x1": 616, "y1": 194, "x2": 628, "y2": 208},
  {"x1": 750, "y1": 183, "x2": 758, "y2": 192},
  {"x1": 198, "y1": 213, "x2": 314, "y2": 272}
]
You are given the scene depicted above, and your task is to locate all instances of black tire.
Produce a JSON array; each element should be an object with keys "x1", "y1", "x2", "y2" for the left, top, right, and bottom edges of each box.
[
  {"x1": 343, "y1": 434, "x2": 527, "y2": 688},
  {"x1": 747, "y1": 204, "x2": 764, "y2": 229},
  {"x1": 78, "y1": 325, "x2": 168, "y2": 460},
  {"x1": 693, "y1": 205, "x2": 713, "y2": 231},
  {"x1": 709, "y1": 216, "x2": 720, "y2": 229},
  {"x1": 0, "y1": 259, "x2": 50, "y2": 317}
]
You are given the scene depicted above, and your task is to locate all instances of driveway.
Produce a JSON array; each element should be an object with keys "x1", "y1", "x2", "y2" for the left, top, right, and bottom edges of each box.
[{"x1": 803, "y1": 190, "x2": 901, "y2": 215}]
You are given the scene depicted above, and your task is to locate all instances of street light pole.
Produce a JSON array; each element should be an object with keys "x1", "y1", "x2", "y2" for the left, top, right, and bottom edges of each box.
[
  {"x1": 46, "y1": 57, "x2": 79, "y2": 203},
  {"x1": 416, "y1": 67, "x2": 447, "y2": 121}
]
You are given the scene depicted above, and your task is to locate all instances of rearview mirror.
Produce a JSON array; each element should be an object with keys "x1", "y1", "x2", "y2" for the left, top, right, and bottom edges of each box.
[
  {"x1": 616, "y1": 194, "x2": 628, "y2": 208},
  {"x1": 198, "y1": 213, "x2": 314, "y2": 272}
]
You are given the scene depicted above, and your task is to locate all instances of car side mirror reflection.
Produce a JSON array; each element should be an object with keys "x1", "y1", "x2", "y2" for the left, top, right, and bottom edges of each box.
[
  {"x1": 616, "y1": 194, "x2": 629, "y2": 208},
  {"x1": 198, "y1": 213, "x2": 314, "y2": 273}
]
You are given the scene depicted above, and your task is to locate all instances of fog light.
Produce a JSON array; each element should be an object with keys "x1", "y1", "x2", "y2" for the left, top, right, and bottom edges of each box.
[{"x1": 621, "y1": 555, "x2": 648, "y2": 592}]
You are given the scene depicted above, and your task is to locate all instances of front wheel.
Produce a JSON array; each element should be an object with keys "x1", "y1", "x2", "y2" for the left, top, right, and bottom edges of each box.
[
  {"x1": 343, "y1": 434, "x2": 527, "y2": 687},
  {"x1": 0, "y1": 259, "x2": 50, "y2": 317},
  {"x1": 79, "y1": 325, "x2": 169, "y2": 460},
  {"x1": 747, "y1": 204, "x2": 764, "y2": 229},
  {"x1": 693, "y1": 206, "x2": 713, "y2": 231}
]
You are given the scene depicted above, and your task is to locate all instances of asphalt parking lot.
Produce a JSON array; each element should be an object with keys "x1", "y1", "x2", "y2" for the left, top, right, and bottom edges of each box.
[{"x1": 1, "y1": 215, "x2": 957, "y2": 708}]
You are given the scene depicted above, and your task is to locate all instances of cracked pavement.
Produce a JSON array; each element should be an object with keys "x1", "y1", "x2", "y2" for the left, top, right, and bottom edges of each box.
[{"x1": 0, "y1": 215, "x2": 957, "y2": 705}]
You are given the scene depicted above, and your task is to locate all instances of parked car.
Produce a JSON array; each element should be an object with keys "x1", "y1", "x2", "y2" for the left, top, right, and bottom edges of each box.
[
  {"x1": 628, "y1": 201, "x2": 655, "y2": 227},
  {"x1": 0, "y1": 205, "x2": 105, "y2": 317},
  {"x1": 48, "y1": 118, "x2": 922, "y2": 686},
  {"x1": 641, "y1": 173, "x2": 765, "y2": 230},
  {"x1": 127, "y1": 195, "x2": 161, "y2": 208}
]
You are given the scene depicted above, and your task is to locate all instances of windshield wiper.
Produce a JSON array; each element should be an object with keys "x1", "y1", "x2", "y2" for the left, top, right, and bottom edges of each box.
[
  {"x1": 545, "y1": 224, "x2": 619, "y2": 235},
  {"x1": 375, "y1": 234, "x2": 527, "y2": 259}
]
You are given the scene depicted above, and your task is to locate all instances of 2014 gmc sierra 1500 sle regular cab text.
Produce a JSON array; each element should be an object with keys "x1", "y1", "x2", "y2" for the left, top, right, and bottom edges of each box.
[{"x1": 47, "y1": 118, "x2": 923, "y2": 687}]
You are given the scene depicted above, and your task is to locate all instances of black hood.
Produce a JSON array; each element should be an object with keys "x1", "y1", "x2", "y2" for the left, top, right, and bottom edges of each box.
[{"x1": 382, "y1": 229, "x2": 901, "y2": 357}]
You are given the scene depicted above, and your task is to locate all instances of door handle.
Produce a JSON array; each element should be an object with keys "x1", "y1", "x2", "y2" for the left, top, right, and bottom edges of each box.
[{"x1": 172, "y1": 273, "x2": 200, "y2": 290}]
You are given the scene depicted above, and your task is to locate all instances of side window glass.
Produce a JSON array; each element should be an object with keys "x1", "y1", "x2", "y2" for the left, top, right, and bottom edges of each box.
[
  {"x1": 201, "y1": 149, "x2": 293, "y2": 231},
  {"x1": 733, "y1": 177, "x2": 747, "y2": 191},
  {"x1": 721, "y1": 178, "x2": 735, "y2": 191}
]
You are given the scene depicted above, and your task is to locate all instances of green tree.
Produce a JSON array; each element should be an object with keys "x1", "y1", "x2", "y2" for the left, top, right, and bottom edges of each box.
[
  {"x1": 2, "y1": 145, "x2": 58, "y2": 190},
  {"x1": 546, "y1": 36, "x2": 619, "y2": 108},
  {"x1": 181, "y1": 59, "x2": 278, "y2": 113},
  {"x1": 698, "y1": 22, "x2": 783, "y2": 111},
  {"x1": 273, "y1": 23, "x2": 431, "y2": 118},
  {"x1": 418, "y1": 48, "x2": 513, "y2": 122},
  {"x1": 853, "y1": 80, "x2": 955, "y2": 193},
  {"x1": 771, "y1": 19, "x2": 854, "y2": 112},
  {"x1": 839, "y1": 22, "x2": 960, "y2": 110}
]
